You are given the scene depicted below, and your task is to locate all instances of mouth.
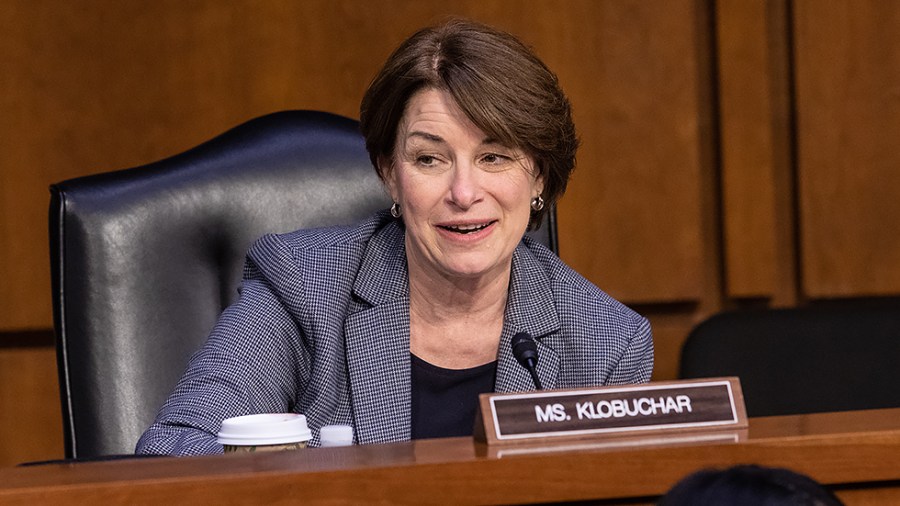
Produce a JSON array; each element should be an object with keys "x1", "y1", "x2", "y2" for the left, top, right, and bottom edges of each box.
[{"x1": 437, "y1": 221, "x2": 496, "y2": 234}]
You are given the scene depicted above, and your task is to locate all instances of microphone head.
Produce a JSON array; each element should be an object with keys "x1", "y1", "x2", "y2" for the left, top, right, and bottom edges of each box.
[{"x1": 511, "y1": 332, "x2": 539, "y2": 367}]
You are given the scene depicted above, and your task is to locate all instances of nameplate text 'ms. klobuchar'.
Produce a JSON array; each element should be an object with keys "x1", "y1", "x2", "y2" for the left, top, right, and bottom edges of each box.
[{"x1": 474, "y1": 377, "x2": 747, "y2": 445}]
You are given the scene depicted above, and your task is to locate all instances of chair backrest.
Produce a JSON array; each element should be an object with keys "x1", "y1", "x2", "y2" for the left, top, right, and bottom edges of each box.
[
  {"x1": 679, "y1": 303, "x2": 900, "y2": 417},
  {"x1": 49, "y1": 110, "x2": 558, "y2": 459}
]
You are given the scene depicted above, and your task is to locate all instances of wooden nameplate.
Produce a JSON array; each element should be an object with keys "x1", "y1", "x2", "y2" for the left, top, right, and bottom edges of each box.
[{"x1": 474, "y1": 377, "x2": 747, "y2": 445}]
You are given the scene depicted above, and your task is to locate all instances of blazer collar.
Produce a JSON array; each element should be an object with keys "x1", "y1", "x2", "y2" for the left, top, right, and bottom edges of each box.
[
  {"x1": 349, "y1": 219, "x2": 409, "y2": 306},
  {"x1": 344, "y1": 221, "x2": 561, "y2": 443}
]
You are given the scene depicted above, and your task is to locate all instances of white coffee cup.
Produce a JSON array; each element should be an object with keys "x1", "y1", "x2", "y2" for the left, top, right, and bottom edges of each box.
[{"x1": 218, "y1": 413, "x2": 312, "y2": 453}]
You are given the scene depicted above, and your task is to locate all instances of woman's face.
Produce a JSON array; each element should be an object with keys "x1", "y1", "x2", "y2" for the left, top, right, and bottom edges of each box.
[{"x1": 384, "y1": 88, "x2": 542, "y2": 283}]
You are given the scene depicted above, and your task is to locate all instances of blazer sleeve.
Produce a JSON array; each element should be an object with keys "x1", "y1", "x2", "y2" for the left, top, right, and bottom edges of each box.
[
  {"x1": 606, "y1": 315, "x2": 654, "y2": 385},
  {"x1": 135, "y1": 275, "x2": 306, "y2": 456}
]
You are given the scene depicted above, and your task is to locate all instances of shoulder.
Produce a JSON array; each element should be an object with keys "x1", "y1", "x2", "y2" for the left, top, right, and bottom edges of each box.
[
  {"x1": 250, "y1": 211, "x2": 395, "y2": 260},
  {"x1": 242, "y1": 211, "x2": 399, "y2": 301},
  {"x1": 520, "y1": 238, "x2": 653, "y2": 384},
  {"x1": 521, "y1": 237, "x2": 646, "y2": 331},
  {"x1": 246, "y1": 211, "x2": 397, "y2": 273}
]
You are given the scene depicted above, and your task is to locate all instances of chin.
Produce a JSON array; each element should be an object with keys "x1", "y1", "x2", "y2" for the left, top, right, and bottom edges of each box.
[{"x1": 439, "y1": 258, "x2": 507, "y2": 280}]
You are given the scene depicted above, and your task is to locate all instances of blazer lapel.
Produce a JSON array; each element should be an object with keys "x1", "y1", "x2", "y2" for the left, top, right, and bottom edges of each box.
[
  {"x1": 495, "y1": 244, "x2": 562, "y2": 393},
  {"x1": 344, "y1": 222, "x2": 412, "y2": 444}
]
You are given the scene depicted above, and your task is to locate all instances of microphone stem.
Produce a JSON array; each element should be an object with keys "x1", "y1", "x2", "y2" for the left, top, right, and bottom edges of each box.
[{"x1": 528, "y1": 366, "x2": 543, "y2": 390}]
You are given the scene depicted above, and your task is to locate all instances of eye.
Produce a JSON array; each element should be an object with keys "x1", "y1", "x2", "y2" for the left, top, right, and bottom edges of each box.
[
  {"x1": 481, "y1": 153, "x2": 508, "y2": 164},
  {"x1": 416, "y1": 155, "x2": 438, "y2": 166}
]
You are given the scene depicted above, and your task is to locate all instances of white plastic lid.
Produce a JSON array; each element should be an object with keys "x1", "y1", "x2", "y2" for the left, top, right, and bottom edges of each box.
[
  {"x1": 318, "y1": 424, "x2": 354, "y2": 447},
  {"x1": 217, "y1": 413, "x2": 312, "y2": 446}
]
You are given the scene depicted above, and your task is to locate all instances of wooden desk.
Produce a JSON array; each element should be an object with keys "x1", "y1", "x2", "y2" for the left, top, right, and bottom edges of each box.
[{"x1": 1, "y1": 408, "x2": 898, "y2": 505}]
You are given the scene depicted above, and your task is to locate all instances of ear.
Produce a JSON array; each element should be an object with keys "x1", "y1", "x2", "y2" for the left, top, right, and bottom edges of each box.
[
  {"x1": 378, "y1": 155, "x2": 399, "y2": 201},
  {"x1": 533, "y1": 171, "x2": 545, "y2": 197}
]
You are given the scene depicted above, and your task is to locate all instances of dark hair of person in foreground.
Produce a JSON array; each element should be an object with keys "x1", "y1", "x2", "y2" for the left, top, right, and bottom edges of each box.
[{"x1": 658, "y1": 465, "x2": 845, "y2": 506}]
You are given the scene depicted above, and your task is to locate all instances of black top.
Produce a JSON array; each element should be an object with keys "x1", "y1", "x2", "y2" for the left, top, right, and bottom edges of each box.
[{"x1": 410, "y1": 353, "x2": 497, "y2": 439}]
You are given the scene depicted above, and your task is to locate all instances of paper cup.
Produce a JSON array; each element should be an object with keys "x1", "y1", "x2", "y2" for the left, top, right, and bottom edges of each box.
[{"x1": 218, "y1": 413, "x2": 312, "y2": 453}]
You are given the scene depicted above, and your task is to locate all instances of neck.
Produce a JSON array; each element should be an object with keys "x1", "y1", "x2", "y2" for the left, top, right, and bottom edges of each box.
[
  {"x1": 407, "y1": 260, "x2": 511, "y2": 324},
  {"x1": 406, "y1": 248, "x2": 513, "y2": 368}
]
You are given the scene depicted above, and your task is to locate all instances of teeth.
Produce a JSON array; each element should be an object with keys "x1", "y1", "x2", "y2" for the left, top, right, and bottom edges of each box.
[{"x1": 444, "y1": 223, "x2": 489, "y2": 232}]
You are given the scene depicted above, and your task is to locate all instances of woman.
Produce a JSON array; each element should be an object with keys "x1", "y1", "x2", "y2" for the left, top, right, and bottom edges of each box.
[{"x1": 137, "y1": 19, "x2": 652, "y2": 455}]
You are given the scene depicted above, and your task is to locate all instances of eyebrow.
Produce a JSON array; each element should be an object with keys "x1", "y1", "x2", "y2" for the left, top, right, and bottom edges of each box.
[
  {"x1": 405, "y1": 131, "x2": 502, "y2": 147},
  {"x1": 406, "y1": 131, "x2": 445, "y2": 144}
]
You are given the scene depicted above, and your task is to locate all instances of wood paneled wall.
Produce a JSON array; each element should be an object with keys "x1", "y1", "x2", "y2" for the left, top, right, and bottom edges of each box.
[
  {"x1": 717, "y1": 0, "x2": 797, "y2": 304},
  {"x1": 0, "y1": 333, "x2": 62, "y2": 467},
  {"x1": 1, "y1": 0, "x2": 899, "y2": 466},
  {"x1": 794, "y1": 0, "x2": 900, "y2": 297}
]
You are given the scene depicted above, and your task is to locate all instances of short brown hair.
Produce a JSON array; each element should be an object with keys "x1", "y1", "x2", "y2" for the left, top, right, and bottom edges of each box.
[{"x1": 359, "y1": 19, "x2": 578, "y2": 229}]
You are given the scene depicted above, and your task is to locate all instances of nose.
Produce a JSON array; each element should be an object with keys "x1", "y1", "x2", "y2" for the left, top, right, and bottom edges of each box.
[{"x1": 448, "y1": 161, "x2": 481, "y2": 210}]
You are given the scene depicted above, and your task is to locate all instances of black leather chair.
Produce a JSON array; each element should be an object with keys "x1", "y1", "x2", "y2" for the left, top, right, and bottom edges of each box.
[
  {"x1": 679, "y1": 303, "x2": 900, "y2": 417},
  {"x1": 49, "y1": 110, "x2": 559, "y2": 459}
]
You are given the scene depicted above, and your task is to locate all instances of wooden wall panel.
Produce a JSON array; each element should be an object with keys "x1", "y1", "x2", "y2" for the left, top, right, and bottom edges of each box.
[
  {"x1": 0, "y1": 339, "x2": 63, "y2": 466},
  {"x1": 793, "y1": 0, "x2": 900, "y2": 298},
  {"x1": 716, "y1": 0, "x2": 797, "y2": 304},
  {"x1": 556, "y1": 0, "x2": 714, "y2": 305}
]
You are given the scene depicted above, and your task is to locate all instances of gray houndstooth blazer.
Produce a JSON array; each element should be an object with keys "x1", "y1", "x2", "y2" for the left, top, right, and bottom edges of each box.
[{"x1": 136, "y1": 212, "x2": 653, "y2": 455}]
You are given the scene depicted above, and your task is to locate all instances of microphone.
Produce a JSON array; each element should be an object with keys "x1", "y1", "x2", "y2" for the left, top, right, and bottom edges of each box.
[{"x1": 511, "y1": 332, "x2": 543, "y2": 390}]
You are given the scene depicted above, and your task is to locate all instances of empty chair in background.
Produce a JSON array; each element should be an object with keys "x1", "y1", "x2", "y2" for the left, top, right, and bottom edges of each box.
[{"x1": 680, "y1": 302, "x2": 900, "y2": 417}]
